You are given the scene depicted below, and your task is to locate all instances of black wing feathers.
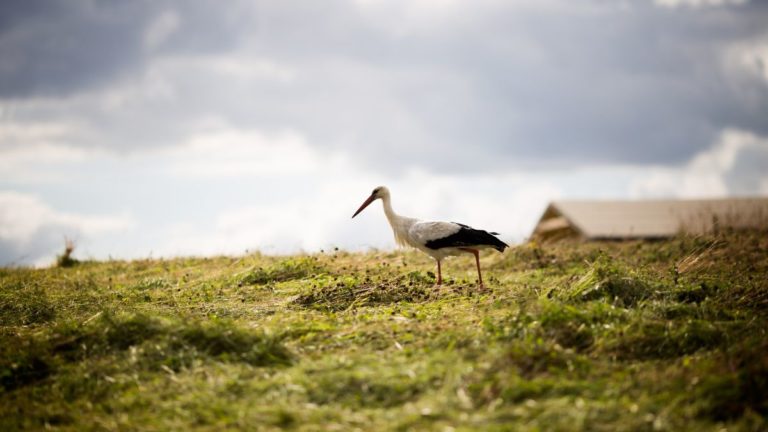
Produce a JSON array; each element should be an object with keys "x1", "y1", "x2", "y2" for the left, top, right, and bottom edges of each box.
[{"x1": 425, "y1": 223, "x2": 508, "y2": 252}]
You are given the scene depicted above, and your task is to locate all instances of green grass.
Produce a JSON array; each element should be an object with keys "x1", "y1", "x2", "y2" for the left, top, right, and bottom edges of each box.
[{"x1": 1, "y1": 231, "x2": 767, "y2": 431}]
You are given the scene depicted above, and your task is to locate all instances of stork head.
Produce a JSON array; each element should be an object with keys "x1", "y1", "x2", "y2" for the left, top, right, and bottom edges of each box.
[{"x1": 352, "y1": 186, "x2": 389, "y2": 218}]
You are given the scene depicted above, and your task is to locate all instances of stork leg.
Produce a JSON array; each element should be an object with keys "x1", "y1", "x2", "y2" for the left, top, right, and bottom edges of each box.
[
  {"x1": 436, "y1": 259, "x2": 443, "y2": 285},
  {"x1": 460, "y1": 248, "x2": 483, "y2": 287}
]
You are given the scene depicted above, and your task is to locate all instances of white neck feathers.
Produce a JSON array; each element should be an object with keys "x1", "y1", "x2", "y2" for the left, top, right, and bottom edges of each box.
[{"x1": 380, "y1": 195, "x2": 416, "y2": 247}]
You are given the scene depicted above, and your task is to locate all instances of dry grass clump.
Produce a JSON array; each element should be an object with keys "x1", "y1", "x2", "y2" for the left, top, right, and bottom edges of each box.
[{"x1": 566, "y1": 255, "x2": 654, "y2": 306}]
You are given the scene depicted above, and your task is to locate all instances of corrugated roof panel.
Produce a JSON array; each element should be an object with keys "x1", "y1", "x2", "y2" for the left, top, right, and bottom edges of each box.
[{"x1": 546, "y1": 197, "x2": 768, "y2": 239}]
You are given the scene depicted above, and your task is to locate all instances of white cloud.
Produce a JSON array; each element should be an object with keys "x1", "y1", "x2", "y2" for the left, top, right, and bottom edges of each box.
[
  {"x1": 3, "y1": 122, "x2": 765, "y2": 265},
  {"x1": 0, "y1": 191, "x2": 135, "y2": 266},
  {"x1": 156, "y1": 204, "x2": 322, "y2": 256},
  {"x1": 351, "y1": 0, "x2": 575, "y2": 38},
  {"x1": 153, "y1": 166, "x2": 562, "y2": 258},
  {"x1": 0, "y1": 142, "x2": 92, "y2": 165},
  {"x1": 144, "y1": 9, "x2": 181, "y2": 50},
  {"x1": 199, "y1": 57, "x2": 297, "y2": 83},
  {"x1": 159, "y1": 127, "x2": 325, "y2": 178},
  {"x1": 655, "y1": 0, "x2": 747, "y2": 8},
  {"x1": 0, "y1": 191, "x2": 134, "y2": 240},
  {"x1": 0, "y1": 120, "x2": 85, "y2": 146},
  {"x1": 155, "y1": 189, "x2": 370, "y2": 257},
  {"x1": 135, "y1": 55, "x2": 297, "y2": 96},
  {"x1": 0, "y1": 122, "x2": 324, "y2": 182},
  {"x1": 0, "y1": 143, "x2": 106, "y2": 183},
  {"x1": 723, "y1": 36, "x2": 768, "y2": 88},
  {"x1": 631, "y1": 129, "x2": 768, "y2": 198},
  {"x1": 3, "y1": 0, "x2": 768, "y2": 267}
]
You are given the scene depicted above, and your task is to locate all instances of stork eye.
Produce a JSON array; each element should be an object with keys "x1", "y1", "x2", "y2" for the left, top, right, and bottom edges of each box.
[{"x1": 372, "y1": 188, "x2": 380, "y2": 195}]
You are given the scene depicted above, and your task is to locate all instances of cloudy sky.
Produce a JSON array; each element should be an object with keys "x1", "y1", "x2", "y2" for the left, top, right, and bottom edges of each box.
[{"x1": 1, "y1": 0, "x2": 767, "y2": 266}]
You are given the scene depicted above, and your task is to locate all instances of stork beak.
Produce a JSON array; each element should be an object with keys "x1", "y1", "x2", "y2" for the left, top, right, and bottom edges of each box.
[{"x1": 352, "y1": 194, "x2": 376, "y2": 218}]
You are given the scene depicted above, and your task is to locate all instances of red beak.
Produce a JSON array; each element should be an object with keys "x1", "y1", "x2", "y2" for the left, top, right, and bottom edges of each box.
[{"x1": 352, "y1": 194, "x2": 376, "y2": 218}]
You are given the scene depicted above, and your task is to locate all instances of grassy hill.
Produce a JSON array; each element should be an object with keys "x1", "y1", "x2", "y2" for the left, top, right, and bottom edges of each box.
[{"x1": 1, "y1": 231, "x2": 766, "y2": 431}]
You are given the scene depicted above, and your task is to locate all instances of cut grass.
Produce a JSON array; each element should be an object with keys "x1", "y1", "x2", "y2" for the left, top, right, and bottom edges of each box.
[
  {"x1": 1, "y1": 230, "x2": 767, "y2": 430},
  {"x1": 1, "y1": 312, "x2": 291, "y2": 394},
  {"x1": 0, "y1": 279, "x2": 55, "y2": 326},
  {"x1": 238, "y1": 256, "x2": 326, "y2": 286},
  {"x1": 291, "y1": 271, "x2": 448, "y2": 311}
]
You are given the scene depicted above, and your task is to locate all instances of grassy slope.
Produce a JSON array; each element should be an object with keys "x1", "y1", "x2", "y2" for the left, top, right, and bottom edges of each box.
[{"x1": 1, "y1": 232, "x2": 767, "y2": 431}]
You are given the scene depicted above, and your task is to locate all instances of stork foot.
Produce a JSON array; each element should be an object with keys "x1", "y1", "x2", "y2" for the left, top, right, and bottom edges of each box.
[{"x1": 474, "y1": 283, "x2": 490, "y2": 295}]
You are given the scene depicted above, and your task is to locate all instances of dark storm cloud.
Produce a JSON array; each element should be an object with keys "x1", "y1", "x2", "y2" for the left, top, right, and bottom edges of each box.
[
  {"x1": 1, "y1": 0, "x2": 767, "y2": 171},
  {"x1": 0, "y1": 0, "x2": 250, "y2": 97},
  {"x1": 462, "y1": 2, "x2": 768, "y2": 165},
  {"x1": 227, "y1": 0, "x2": 768, "y2": 168}
]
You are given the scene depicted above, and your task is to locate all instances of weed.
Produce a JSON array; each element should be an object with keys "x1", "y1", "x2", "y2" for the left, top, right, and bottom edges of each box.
[{"x1": 56, "y1": 237, "x2": 78, "y2": 268}]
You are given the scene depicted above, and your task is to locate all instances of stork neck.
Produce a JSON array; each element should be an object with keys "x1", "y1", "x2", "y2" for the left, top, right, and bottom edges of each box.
[
  {"x1": 379, "y1": 193, "x2": 417, "y2": 248},
  {"x1": 381, "y1": 195, "x2": 398, "y2": 223}
]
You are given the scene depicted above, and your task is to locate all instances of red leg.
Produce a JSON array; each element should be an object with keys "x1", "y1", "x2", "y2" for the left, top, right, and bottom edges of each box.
[
  {"x1": 473, "y1": 250, "x2": 483, "y2": 287},
  {"x1": 460, "y1": 248, "x2": 483, "y2": 287},
  {"x1": 436, "y1": 259, "x2": 442, "y2": 285}
]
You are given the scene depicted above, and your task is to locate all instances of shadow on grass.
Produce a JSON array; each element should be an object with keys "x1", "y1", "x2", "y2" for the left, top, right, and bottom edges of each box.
[
  {"x1": 0, "y1": 312, "x2": 292, "y2": 393},
  {"x1": 467, "y1": 339, "x2": 591, "y2": 406},
  {"x1": 692, "y1": 333, "x2": 768, "y2": 421}
]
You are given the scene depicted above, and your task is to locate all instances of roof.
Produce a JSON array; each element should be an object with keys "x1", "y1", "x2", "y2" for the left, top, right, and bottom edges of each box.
[{"x1": 532, "y1": 197, "x2": 768, "y2": 240}]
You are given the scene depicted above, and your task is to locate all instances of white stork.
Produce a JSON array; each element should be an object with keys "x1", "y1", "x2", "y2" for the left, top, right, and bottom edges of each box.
[{"x1": 351, "y1": 186, "x2": 508, "y2": 287}]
